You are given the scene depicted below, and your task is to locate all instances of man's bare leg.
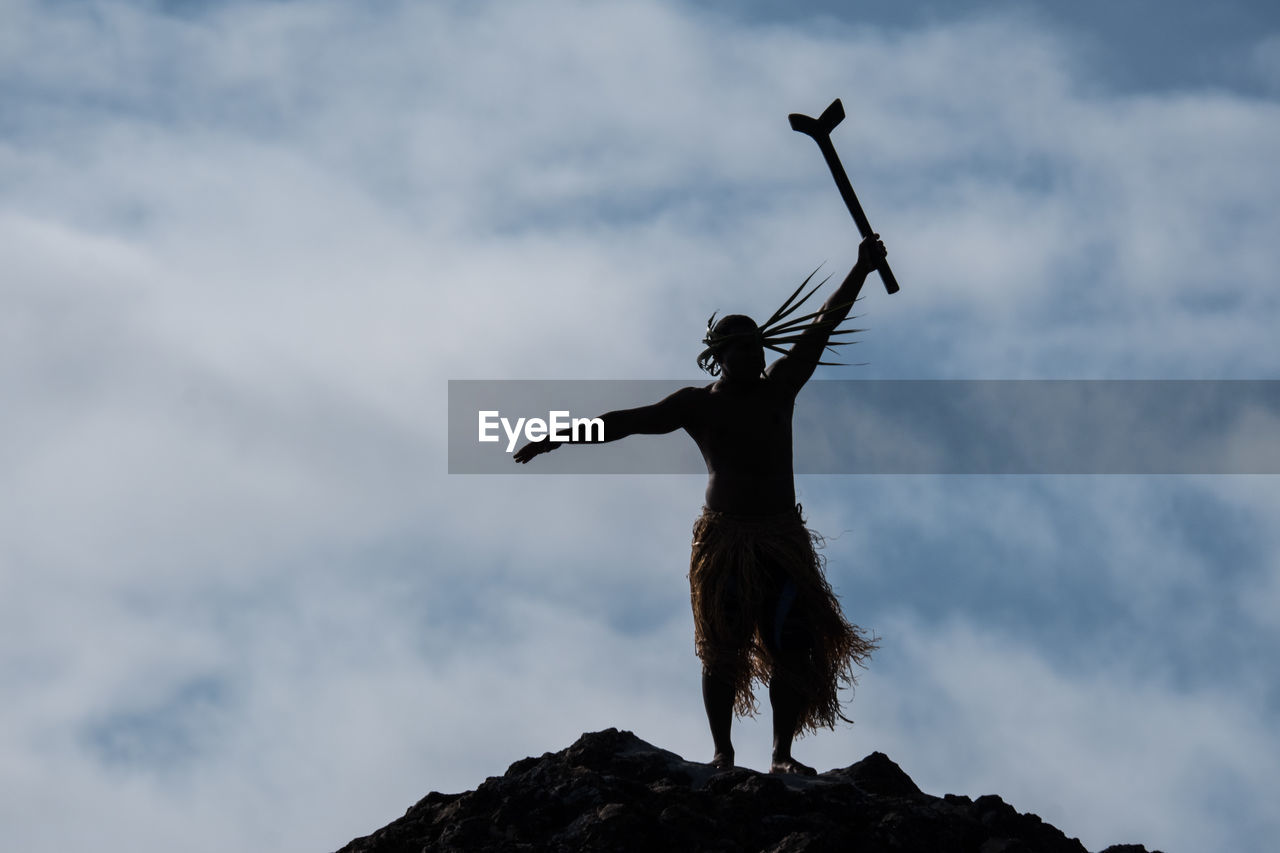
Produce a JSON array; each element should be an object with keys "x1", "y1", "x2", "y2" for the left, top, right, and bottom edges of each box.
[
  {"x1": 702, "y1": 670, "x2": 735, "y2": 769},
  {"x1": 769, "y1": 669, "x2": 816, "y2": 775}
]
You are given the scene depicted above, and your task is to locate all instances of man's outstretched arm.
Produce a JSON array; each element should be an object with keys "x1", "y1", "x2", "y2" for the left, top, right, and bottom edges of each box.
[
  {"x1": 767, "y1": 234, "x2": 887, "y2": 391},
  {"x1": 513, "y1": 386, "x2": 699, "y2": 463}
]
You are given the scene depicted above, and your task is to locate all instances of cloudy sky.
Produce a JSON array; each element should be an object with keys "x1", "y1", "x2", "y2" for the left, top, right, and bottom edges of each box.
[{"x1": 3, "y1": 1, "x2": 1279, "y2": 851}]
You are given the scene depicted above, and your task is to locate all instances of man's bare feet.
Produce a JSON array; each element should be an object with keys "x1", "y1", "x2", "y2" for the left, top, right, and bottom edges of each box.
[
  {"x1": 709, "y1": 752, "x2": 735, "y2": 770},
  {"x1": 769, "y1": 756, "x2": 816, "y2": 776}
]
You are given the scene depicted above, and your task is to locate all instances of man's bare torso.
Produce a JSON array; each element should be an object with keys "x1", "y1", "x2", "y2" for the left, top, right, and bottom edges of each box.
[{"x1": 681, "y1": 378, "x2": 799, "y2": 516}]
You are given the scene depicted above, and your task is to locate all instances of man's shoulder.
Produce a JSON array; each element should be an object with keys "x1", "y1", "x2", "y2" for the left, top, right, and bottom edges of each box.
[
  {"x1": 704, "y1": 376, "x2": 796, "y2": 400},
  {"x1": 654, "y1": 384, "x2": 710, "y2": 415},
  {"x1": 672, "y1": 383, "x2": 713, "y2": 399}
]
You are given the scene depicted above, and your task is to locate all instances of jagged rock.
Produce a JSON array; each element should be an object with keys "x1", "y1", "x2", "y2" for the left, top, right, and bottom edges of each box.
[{"x1": 336, "y1": 729, "x2": 1162, "y2": 853}]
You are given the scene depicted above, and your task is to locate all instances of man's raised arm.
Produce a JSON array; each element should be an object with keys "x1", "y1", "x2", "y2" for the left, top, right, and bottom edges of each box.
[
  {"x1": 513, "y1": 386, "x2": 700, "y2": 464},
  {"x1": 768, "y1": 234, "x2": 887, "y2": 390}
]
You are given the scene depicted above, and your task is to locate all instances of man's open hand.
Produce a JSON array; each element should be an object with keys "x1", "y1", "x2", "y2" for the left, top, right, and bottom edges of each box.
[{"x1": 513, "y1": 438, "x2": 561, "y2": 464}]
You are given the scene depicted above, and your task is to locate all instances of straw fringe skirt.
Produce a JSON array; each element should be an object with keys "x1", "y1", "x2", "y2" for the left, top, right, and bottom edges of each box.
[{"x1": 688, "y1": 505, "x2": 877, "y2": 735}]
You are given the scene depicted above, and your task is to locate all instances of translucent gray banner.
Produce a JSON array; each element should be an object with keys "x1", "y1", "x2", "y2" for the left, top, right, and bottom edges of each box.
[{"x1": 448, "y1": 380, "x2": 1280, "y2": 474}]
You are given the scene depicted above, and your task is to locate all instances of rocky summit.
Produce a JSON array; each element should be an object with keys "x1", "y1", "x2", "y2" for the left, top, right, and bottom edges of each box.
[{"x1": 336, "y1": 728, "x2": 1161, "y2": 853}]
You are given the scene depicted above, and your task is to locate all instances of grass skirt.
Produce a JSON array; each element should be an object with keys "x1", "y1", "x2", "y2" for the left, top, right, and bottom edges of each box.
[{"x1": 688, "y1": 505, "x2": 877, "y2": 734}]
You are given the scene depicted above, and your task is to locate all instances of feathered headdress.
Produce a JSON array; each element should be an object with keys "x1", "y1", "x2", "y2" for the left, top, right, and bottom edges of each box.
[{"x1": 697, "y1": 266, "x2": 863, "y2": 375}]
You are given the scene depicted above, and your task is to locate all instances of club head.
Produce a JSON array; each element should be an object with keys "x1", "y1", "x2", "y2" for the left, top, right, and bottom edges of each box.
[
  {"x1": 818, "y1": 98, "x2": 845, "y2": 131},
  {"x1": 788, "y1": 98, "x2": 846, "y2": 138}
]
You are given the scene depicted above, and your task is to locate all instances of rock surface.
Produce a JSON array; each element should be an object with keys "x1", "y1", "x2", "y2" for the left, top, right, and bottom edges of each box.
[{"x1": 336, "y1": 729, "x2": 1161, "y2": 853}]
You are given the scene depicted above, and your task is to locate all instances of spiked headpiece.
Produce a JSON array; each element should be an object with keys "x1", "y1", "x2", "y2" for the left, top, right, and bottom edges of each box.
[{"x1": 697, "y1": 267, "x2": 863, "y2": 376}]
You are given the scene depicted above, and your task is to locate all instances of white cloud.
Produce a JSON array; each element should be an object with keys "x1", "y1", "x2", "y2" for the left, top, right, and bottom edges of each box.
[
  {"x1": 2, "y1": 1, "x2": 1279, "y2": 852},
  {"x1": 856, "y1": 615, "x2": 1280, "y2": 853}
]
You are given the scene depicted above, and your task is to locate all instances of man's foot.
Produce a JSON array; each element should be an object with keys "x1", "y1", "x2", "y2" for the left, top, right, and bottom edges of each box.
[
  {"x1": 769, "y1": 756, "x2": 816, "y2": 776},
  {"x1": 709, "y1": 751, "x2": 735, "y2": 770}
]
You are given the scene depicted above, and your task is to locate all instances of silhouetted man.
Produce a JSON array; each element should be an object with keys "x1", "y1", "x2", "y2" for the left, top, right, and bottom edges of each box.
[{"x1": 514, "y1": 234, "x2": 886, "y2": 774}]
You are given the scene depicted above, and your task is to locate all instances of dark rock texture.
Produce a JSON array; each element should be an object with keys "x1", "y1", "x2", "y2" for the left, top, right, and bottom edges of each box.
[{"x1": 336, "y1": 729, "x2": 1161, "y2": 853}]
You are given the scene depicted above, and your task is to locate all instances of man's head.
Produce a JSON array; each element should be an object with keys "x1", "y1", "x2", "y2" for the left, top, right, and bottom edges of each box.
[{"x1": 698, "y1": 313, "x2": 765, "y2": 379}]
